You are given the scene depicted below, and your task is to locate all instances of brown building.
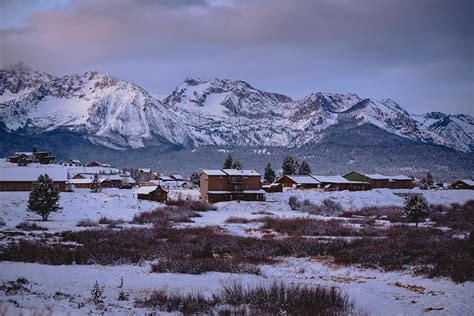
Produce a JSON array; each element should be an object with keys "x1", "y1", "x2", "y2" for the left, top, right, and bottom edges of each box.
[
  {"x1": 344, "y1": 172, "x2": 390, "y2": 188},
  {"x1": 68, "y1": 178, "x2": 93, "y2": 189},
  {"x1": 450, "y1": 179, "x2": 474, "y2": 190},
  {"x1": 135, "y1": 185, "x2": 168, "y2": 202},
  {"x1": 7, "y1": 148, "x2": 55, "y2": 165},
  {"x1": 0, "y1": 168, "x2": 67, "y2": 191},
  {"x1": 200, "y1": 169, "x2": 265, "y2": 203},
  {"x1": 389, "y1": 175, "x2": 415, "y2": 189},
  {"x1": 262, "y1": 183, "x2": 283, "y2": 193},
  {"x1": 275, "y1": 175, "x2": 320, "y2": 189},
  {"x1": 87, "y1": 161, "x2": 102, "y2": 167},
  {"x1": 311, "y1": 175, "x2": 369, "y2": 191}
]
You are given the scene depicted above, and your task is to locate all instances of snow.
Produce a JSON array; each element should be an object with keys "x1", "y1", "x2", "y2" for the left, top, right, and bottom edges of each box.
[
  {"x1": 311, "y1": 175, "x2": 354, "y2": 183},
  {"x1": 134, "y1": 186, "x2": 158, "y2": 194},
  {"x1": 0, "y1": 166, "x2": 68, "y2": 182},
  {"x1": 201, "y1": 169, "x2": 227, "y2": 176},
  {"x1": 283, "y1": 175, "x2": 320, "y2": 184},
  {"x1": 0, "y1": 189, "x2": 158, "y2": 232},
  {"x1": 222, "y1": 169, "x2": 260, "y2": 176},
  {"x1": 459, "y1": 179, "x2": 474, "y2": 186}
]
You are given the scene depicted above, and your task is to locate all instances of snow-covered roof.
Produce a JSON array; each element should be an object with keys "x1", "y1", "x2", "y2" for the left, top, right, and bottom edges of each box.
[
  {"x1": 311, "y1": 175, "x2": 349, "y2": 183},
  {"x1": 171, "y1": 174, "x2": 184, "y2": 180},
  {"x1": 160, "y1": 175, "x2": 174, "y2": 181},
  {"x1": 283, "y1": 175, "x2": 320, "y2": 184},
  {"x1": 208, "y1": 190, "x2": 231, "y2": 194},
  {"x1": 459, "y1": 179, "x2": 474, "y2": 186},
  {"x1": 14, "y1": 152, "x2": 33, "y2": 156},
  {"x1": 0, "y1": 167, "x2": 68, "y2": 182},
  {"x1": 135, "y1": 186, "x2": 159, "y2": 194},
  {"x1": 390, "y1": 175, "x2": 413, "y2": 181},
  {"x1": 363, "y1": 173, "x2": 392, "y2": 180},
  {"x1": 222, "y1": 169, "x2": 261, "y2": 176},
  {"x1": 201, "y1": 169, "x2": 227, "y2": 176},
  {"x1": 138, "y1": 168, "x2": 151, "y2": 173},
  {"x1": 243, "y1": 189, "x2": 266, "y2": 194},
  {"x1": 68, "y1": 179, "x2": 93, "y2": 184}
]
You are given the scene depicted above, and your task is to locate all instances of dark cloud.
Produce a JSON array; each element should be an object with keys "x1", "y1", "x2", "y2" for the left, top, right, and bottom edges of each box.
[{"x1": 1, "y1": 0, "x2": 473, "y2": 114}]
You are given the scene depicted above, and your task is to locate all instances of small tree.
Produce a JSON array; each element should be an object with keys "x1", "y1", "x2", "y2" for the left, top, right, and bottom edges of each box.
[
  {"x1": 117, "y1": 277, "x2": 129, "y2": 301},
  {"x1": 190, "y1": 172, "x2": 200, "y2": 186},
  {"x1": 403, "y1": 193, "x2": 430, "y2": 227},
  {"x1": 282, "y1": 156, "x2": 296, "y2": 175},
  {"x1": 27, "y1": 174, "x2": 60, "y2": 221},
  {"x1": 299, "y1": 160, "x2": 312, "y2": 175},
  {"x1": 17, "y1": 155, "x2": 29, "y2": 167},
  {"x1": 232, "y1": 160, "x2": 242, "y2": 170},
  {"x1": 90, "y1": 281, "x2": 106, "y2": 305},
  {"x1": 264, "y1": 163, "x2": 276, "y2": 184},
  {"x1": 223, "y1": 154, "x2": 234, "y2": 169},
  {"x1": 90, "y1": 174, "x2": 101, "y2": 193}
]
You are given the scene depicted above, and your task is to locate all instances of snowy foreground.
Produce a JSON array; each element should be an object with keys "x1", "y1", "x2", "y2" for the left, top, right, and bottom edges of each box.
[{"x1": 1, "y1": 188, "x2": 473, "y2": 315}]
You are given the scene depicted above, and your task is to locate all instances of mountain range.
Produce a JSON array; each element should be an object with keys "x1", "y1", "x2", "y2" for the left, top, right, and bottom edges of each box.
[{"x1": 0, "y1": 64, "x2": 473, "y2": 178}]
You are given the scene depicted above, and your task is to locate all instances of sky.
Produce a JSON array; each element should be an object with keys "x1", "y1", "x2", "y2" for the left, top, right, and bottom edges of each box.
[{"x1": 1, "y1": 0, "x2": 473, "y2": 115}]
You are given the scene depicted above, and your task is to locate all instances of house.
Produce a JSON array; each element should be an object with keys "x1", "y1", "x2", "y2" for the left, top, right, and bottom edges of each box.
[
  {"x1": 275, "y1": 175, "x2": 320, "y2": 189},
  {"x1": 7, "y1": 147, "x2": 55, "y2": 165},
  {"x1": 87, "y1": 161, "x2": 102, "y2": 167},
  {"x1": 0, "y1": 168, "x2": 68, "y2": 191},
  {"x1": 310, "y1": 175, "x2": 369, "y2": 191},
  {"x1": 135, "y1": 185, "x2": 168, "y2": 202},
  {"x1": 344, "y1": 172, "x2": 391, "y2": 188},
  {"x1": 170, "y1": 174, "x2": 184, "y2": 181},
  {"x1": 389, "y1": 175, "x2": 414, "y2": 189},
  {"x1": 262, "y1": 183, "x2": 283, "y2": 193},
  {"x1": 200, "y1": 169, "x2": 266, "y2": 203},
  {"x1": 69, "y1": 160, "x2": 81, "y2": 166},
  {"x1": 68, "y1": 178, "x2": 93, "y2": 189},
  {"x1": 450, "y1": 179, "x2": 474, "y2": 190}
]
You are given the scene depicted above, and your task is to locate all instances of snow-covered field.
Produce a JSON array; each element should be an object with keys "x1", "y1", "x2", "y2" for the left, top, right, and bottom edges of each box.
[{"x1": 1, "y1": 188, "x2": 473, "y2": 315}]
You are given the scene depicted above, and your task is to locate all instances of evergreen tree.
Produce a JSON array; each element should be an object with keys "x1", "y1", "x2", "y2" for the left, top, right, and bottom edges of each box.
[
  {"x1": 264, "y1": 163, "x2": 276, "y2": 184},
  {"x1": 27, "y1": 174, "x2": 60, "y2": 221},
  {"x1": 190, "y1": 172, "x2": 200, "y2": 186},
  {"x1": 90, "y1": 281, "x2": 106, "y2": 305},
  {"x1": 223, "y1": 154, "x2": 233, "y2": 169},
  {"x1": 282, "y1": 156, "x2": 296, "y2": 175},
  {"x1": 17, "y1": 155, "x2": 28, "y2": 166},
  {"x1": 403, "y1": 193, "x2": 430, "y2": 227},
  {"x1": 299, "y1": 160, "x2": 312, "y2": 175},
  {"x1": 232, "y1": 160, "x2": 242, "y2": 170},
  {"x1": 117, "y1": 277, "x2": 129, "y2": 301},
  {"x1": 90, "y1": 174, "x2": 102, "y2": 193}
]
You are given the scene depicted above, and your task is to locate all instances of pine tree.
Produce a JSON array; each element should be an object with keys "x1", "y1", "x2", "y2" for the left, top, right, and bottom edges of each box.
[
  {"x1": 90, "y1": 281, "x2": 106, "y2": 305},
  {"x1": 190, "y1": 172, "x2": 200, "y2": 186},
  {"x1": 299, "y1": 160, "x2": 312, "y2": 175},
  {"x1": 282, "y1": 156, "x2": 296, "y2": 175},
  {"x1": 27, "y1": 174, "x2": 60, "y2": 221},
  {"x1": 264, "y1": 163, "x2": 276, "y2": 184},
  {"x1": 403, "y1": 193, "x2": 430, "y2": 227},
  {"x1": 223, "y1": 154, "x2": 233, "y2": 169},
  {"x1": 232, "y1": 160, "x2": 242, "y2": 170},
  {"x1": 117, "y1": 277, "x2": 129, "y2": 301},
  {"x1": 90, "y1": 174, "x2": 102, "y2": 193}
]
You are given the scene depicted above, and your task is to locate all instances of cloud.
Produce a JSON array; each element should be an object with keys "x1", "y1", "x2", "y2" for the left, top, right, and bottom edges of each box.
[{"x1": 1, "y1": 0, "x2": 473, "y2": 114}]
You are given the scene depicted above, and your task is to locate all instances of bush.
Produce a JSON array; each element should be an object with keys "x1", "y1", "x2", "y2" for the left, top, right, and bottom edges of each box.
[
  {"x1": 98, "y1": 217, "x2": 125, "y2": 228},
  {"x1": 259, "y1": 217, "x2": 382, "y2": 237},
  {"x1": 0, "y1": 219, "x2": 5, "y2": 227},
  {"x1": 224, "y1": 217, "x2": 251, "y2": 224},
  {"x1": 136, "y1": 281, "x2": 354, "y2": 315},
  {"x1": 77, "y1": 219, "x2": 99, "y2": 227},
  {"x1": 15, "y1": 221, "x2": 48, "y2": 231},
  {"x1": 151, "y1": 257, "x2": 260, "y2": 275},
  {"x1": 341, "y1": 206, "x2": 405, "y2": 222},
  {"x1": 430, "y1": 200, "x2": 474, "y2": 232},
  {"x1": 132, "y1": 207, "x2": 199, "y2": 224},
  {"x1": 167, "y1": 199, "x2": 217, "y2": 212},
  {"x1": 289, "y1": 196, "x2": 344, "y2": 215}
]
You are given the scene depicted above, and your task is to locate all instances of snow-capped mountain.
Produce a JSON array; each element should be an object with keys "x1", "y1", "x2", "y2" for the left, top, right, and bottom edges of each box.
[{"x1": 1, "y1": 65, "x2": 473, "y2": 152}]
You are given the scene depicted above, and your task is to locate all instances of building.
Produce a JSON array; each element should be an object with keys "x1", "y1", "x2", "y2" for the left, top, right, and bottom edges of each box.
[
  {"x1": 7, "y1": 147, "x2": 55, "y2": 165},
  {"x1": 135, "y1": 185, "x2": 168, "y2": 202},
  {"x1": 343, "y1": 172, "x2": 389, "y2": 188},
  {"x1": 310, "y1": 175, "x2": 369, "y2": 191},
  {"x1": 200, "y1": 169, "x2": 265, "y2": 203},
  {"x1": 261, "y1": 183, "x2": 283, "y2": 193},
  {"x1": 87, "y1": 161, "x2": 102, "y2": 167},
  {"x1": 389, "y1": 175, "x2": 415, "y2": 189},
  {"x1": 275, "y1": 175, "x2": 320, "y2": 189},
  {"x1": 450, "y1": 179, "x2": 474, "y2": 190},
  {"x1": 170, "y1": 174, "x2": 184, "y2": 181},
  {"x1": 0, "y1": 168, "x2": 67, "y2": 191},
  {"x1": 68, "y1": 178, "x2": 93, "y2": 189}
]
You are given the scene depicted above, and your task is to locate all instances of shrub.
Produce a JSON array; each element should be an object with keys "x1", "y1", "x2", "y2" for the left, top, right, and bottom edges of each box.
[
  {"x1": 132, "y1": 207, "x2": 199, "y2": 224},
  {"x1": 0, "y1": 277, "x2": 30, "y2": 295},
  {"x1": 15, "y1": 221, "x2": 48, "y2": 231},
  {"x1": 136, "y1": 281, "x2": 354, "y2": 315},
  {"x1": 98, "y1": 217, "x2": 125, "y2": 227},
  {"x1": 288, "y1": 195, "x2": 299, "y2": 210},
  {"x1": 289, "y1": 196, "x2": 344, "y2": 215},
  {"x1": 151, "y1": 258, "x2": 260, "y2": 275},
  {"x1": 225, "y1": 217, "x2": 251, "y2": 224},
  {"x1": 341, "y1": 206, "x2": 405, "y2": 222},
  {"x1": 430, "y1": 200, "x2": 474, "y2": 232},
  {"x1": 76, "y1": 219, "x2": 99, "y2": 227}
]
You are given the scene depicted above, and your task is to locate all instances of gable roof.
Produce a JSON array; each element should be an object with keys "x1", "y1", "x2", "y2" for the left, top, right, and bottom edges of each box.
[
  {"x1": 458, "y1": 179, "x2": 474, "y2": 186},
  {"x1": 222, "y1": 169, "x2": 261, "y2": 176},
  {"x1": 311, "y1": 175, "x2": 352, "y2": 183},
  {"x1": 279, "y1": 175, "x2": 320, "y2": 184},
  {"x1": 201, "y1": 169, "x2": 227, "y2": 176},
  {"x1": 135, "y1": 185, "x2": 167, "y2": 194}
]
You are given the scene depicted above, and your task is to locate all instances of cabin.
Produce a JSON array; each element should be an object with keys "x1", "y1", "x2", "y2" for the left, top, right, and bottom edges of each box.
[
  {"x1": 200, "y1": 169, "x2": 265, "y2": 203},
  {"x1": 275, "y1": 175, "x2": 320, "y2": 189},
  {"x1": 171, "y1": 174, "x2": 184, "y2": 181},
  {"x1": 68, "y1": 178, "x2": 93, "y2": 189},
  {"x1": 389, "y1": 175, "x2": 414, "y2": 189},
  {"x1": 7, "y1": 147, "x2": 55, "y2": 165},
  {"x1": 69, "y1": 160, "x2": 81, "y2": 166},
  {"x1": 135, "y1": 185, "x2": 168, "y2": 202},
  {"x1": 0, "y1": 168, "x2": 67, "y2": 191},
  {"x1": 262, "y1": 183, "x2": 283, "y2": 193},
  {"x1": 87, "y1": 161, "x2": 102, "y2": 167},
  {"x1": 344, "y1": 172, "x2": 390, "y2": 188},
  {"x1": 311, "y1": 175, "x2": 369, "y2": 191},
  {"x1": 450, "y1": 179, "x2": 474, "y2": 190}
]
